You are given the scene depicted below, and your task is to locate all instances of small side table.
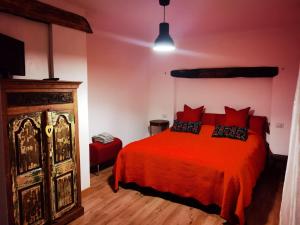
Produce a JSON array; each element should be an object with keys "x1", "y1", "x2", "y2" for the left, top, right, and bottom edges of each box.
[{"x1": 149, "y1": 119, "x2": 170, "y2": 136}]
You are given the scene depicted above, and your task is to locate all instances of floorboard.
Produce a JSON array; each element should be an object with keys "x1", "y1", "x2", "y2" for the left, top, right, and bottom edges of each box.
[{"x1": 70, "y1": 159, "x2": 285, "y2": 225}]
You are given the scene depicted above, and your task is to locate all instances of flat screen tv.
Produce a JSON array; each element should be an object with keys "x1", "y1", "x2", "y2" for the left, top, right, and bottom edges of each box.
[{"x1": 0, "y1": 33, "x2": 25, "y2": 77}]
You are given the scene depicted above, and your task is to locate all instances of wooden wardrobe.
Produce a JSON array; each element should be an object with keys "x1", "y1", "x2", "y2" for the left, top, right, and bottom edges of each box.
[{"x1": 0, "y1": 79, "x2": 84, "y2": 225}]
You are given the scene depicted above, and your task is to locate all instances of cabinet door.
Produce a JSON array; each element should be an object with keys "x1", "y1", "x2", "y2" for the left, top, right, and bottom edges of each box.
[
  {"x1": 9, "y1": 112, "x2": 48, "y2": 225},
  {"x1": 46, "y1": 111, "x2": 78, "y2": 220}
]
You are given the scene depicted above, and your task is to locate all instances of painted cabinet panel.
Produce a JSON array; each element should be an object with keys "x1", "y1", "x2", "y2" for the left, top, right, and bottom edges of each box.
[
  {"x1": 9, "y1": 112, "x2": 48, "y2": 225},
  {"x1": 9, "y1": 111, "x2": 79, "y2": 225},
  {"x1": 46, "y1": 111, "x2": 77, "y2": 220}
]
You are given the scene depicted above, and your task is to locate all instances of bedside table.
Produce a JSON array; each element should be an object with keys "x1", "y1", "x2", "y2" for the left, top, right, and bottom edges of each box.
[{"x1": 149, "y1": 119, "x2": 170, "y2": 136}]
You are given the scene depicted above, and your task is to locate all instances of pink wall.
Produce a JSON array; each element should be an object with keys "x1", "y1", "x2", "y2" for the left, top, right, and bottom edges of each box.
[
  {"x1": 147, "y1": 27, "x2": 300, "y2": 155},
  {"x1": 69, "y1": 1, "x2": 300, "y2": 159},
  {"x1": 86, "y1": 26, "x2": 299, "y2": 156},
  {"x1": 87, "y1": 32, "x2": 150, "y2": 145}
]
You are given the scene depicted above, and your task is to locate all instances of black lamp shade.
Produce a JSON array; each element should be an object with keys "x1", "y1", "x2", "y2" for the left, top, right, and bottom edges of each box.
[{"x1": 153, "y1": 22, "x2": 175, "y2": 52}]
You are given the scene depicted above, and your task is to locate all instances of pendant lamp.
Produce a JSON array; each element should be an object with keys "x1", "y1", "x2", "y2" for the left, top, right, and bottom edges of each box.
[{"x1": 153, "y1": 0, "x2": 176, "y2": 52}]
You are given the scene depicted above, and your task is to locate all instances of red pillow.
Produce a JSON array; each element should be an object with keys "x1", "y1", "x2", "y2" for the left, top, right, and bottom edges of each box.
[
  {"x1": 249, "y1": 116, "x2": 268, "y2": 139},
  {"x1": 176, "y1": 111, "x2": 184, "y2": 120},
  {"x1": 180, "y1": 104, "x2": 204, "y2": 122},
  {"x1": 224, "y1": 106, "x2": 250, "y2": 128}
]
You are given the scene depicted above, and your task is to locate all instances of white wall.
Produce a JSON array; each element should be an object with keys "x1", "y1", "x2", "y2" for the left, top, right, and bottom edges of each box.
[{"x1": 0, "y1": 13, "x2": 90, "y2": 189}]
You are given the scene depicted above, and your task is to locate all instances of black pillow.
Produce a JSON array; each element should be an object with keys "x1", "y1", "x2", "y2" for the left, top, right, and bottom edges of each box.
[
  {"x1": 212, "y1": 125, "x2": 248, "y2": 141},
  {"x1": 171, "y1": 120, "x2": 201, "y2": 134}
]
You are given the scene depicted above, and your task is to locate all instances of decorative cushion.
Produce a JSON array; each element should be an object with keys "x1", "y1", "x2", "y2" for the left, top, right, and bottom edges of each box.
[
  {"x1": 212, "y1": 125, "x2": 248, "y2": 141},
  {"x1": 171, "y1": 120, "x2": 201, "y2": 134},
  {"x1": 224, "y1": 106, "x2": 250, "y2": 128},
  {"x1": 234, "y1": 127, "x2": 249, "y2": 141},
  {"x1": 180, "y1": 104, "x2": 204, "y2": 122}
]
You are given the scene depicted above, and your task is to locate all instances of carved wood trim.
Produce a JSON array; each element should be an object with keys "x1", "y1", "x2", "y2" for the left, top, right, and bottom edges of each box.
[
  {"x1": 7, "y1": 92, "x2": 73, "y2": 107},
  {"x1": 171, "y1": 67, "x2": 279, "y2": 78},
  {"x1": 0, "y1": 0, "x2": 92, "y2": 33}
]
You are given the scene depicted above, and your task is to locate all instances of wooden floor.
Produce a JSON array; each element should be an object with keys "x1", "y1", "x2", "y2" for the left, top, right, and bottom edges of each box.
[{"x1": 70, "y1": 160, "x2": 285, "y2": 225}]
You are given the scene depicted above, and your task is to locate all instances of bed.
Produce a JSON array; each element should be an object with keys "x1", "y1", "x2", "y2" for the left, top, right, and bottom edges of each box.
[{"x1": 114, "y1": 113, "x2": 268, "y2": 225}]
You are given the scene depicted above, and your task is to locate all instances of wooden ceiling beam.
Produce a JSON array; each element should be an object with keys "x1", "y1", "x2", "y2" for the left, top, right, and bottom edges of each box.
[
  {"x1": 0, "y1": 0, "x2": 92, "y2": 33},
  {"x1": 171, "y1": 67, "x2": 279, "y2": 78}
]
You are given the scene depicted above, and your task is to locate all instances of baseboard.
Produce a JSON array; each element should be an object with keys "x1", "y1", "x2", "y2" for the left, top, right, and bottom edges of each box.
[
  {"x1": 81, "y1": 187, "x2": 92, "y2": 198},
  {"x1": 53, "y1": 206, "x2": 84, "y2": 225}
]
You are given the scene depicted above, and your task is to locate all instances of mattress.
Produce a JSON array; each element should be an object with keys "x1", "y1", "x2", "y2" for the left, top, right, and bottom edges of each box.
[{"x1": 114, "y1": 125, "x2": 266, "y2": 224}]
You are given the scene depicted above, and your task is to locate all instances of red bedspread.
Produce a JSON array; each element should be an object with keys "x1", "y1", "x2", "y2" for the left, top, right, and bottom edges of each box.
[{"x1": 114, "y1": 125, "x2": 266, "y2": 224}]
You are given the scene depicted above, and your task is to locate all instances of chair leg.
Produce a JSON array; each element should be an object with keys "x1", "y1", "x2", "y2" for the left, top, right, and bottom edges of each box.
[
  {"x1": 91, "y1": 164, "x2": 101, "y2": 176},
  {"x1": 96, "y1": 164, "x2": 100, "y2": 176}
]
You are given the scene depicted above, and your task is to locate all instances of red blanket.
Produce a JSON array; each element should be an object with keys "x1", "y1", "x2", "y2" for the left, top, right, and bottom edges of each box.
[{"x1": 114, "y1": 125, "x2": 266, "y2": 224}]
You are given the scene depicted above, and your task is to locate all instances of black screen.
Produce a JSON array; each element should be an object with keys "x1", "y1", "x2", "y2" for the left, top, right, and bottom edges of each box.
[{"x1": 0, "y1": 33, "x2": 25, "y2": 77}]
